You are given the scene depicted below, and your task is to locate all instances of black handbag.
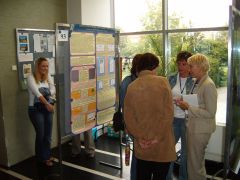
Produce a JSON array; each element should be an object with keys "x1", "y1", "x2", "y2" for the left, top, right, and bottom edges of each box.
[{"x1": 112, "y1": 106, "x2": 124, "y2": 132}]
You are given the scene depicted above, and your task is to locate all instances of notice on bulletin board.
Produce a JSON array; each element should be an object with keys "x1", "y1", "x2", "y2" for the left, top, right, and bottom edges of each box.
[
  {"x1": 96, "y1": 55, "x2": 116, "y2": 110},
  {"x1": 16, "y1": 29, "x2": 55, "y2": 90},
  {"x1": 70, "y1": 55, "x2": 97, "y2": 133},
  {"x1": 71, "y1": 56, "x2": 95, "y2": 67},
  {"x1": 70, "y1": 32, "x2": 95, "y2": 55},
  {"x1": 96, "y1": 33, "x2": 116, "y2": 124},
  {"x1": 97, "y1": 106, "x2": 116, "y2": 125},
  {"x1": 96, "y1": 33, "x2": 115, "y2": 53},
  {"x1": 17, "y1": 33, "x2": 30, "y2": 53}
]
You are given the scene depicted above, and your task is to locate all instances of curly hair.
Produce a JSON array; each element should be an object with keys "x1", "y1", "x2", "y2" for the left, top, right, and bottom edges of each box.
[{"x1": 176, "y1": 51, "x2": 192, "y2": 62}]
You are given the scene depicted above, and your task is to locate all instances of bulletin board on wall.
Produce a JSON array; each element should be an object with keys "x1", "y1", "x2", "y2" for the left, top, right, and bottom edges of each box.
[
  {"x1": 56, "y1": 23, "x2": 120, "y2": 136},
  {"x1": 16, "y1": 28, "x2": 55, "y2": 90}
]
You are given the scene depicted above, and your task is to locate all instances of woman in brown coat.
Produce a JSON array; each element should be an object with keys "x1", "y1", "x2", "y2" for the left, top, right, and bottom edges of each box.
[{"x1": 124, "y1": 52, "x2": 176, "y2": 180}]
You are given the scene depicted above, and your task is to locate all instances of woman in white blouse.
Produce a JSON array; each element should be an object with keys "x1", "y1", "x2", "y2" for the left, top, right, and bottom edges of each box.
[{"x1": 27, "y1": 57, "x2": 55, "y2": 166}]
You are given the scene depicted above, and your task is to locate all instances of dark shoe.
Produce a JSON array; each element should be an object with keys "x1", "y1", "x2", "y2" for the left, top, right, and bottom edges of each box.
[
  {"x1": 49, "y1": 156, "x2": 54, "y2": 161},
  {"x1": 87, "y1": 153, "x2": 95, "y2": 158},
  {"x1": 71, "y1": 153, "x2": 80, "y2": 158},
  {"x1": 44, "y1": 160, "x2": 54, "y2": 167}
]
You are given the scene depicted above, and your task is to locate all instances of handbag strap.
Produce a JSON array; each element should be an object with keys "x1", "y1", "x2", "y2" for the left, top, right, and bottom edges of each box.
[
  {"x1": 118, "y1": 75, "x2": 134, "y2": 113},
  {"x1": 117, "y1": 102, "x2": 121, "y2": 112}
]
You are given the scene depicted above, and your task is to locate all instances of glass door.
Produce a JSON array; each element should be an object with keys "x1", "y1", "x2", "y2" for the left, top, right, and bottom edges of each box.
[{"x1": 224, "y1": 5, "x2": 240, "y2": 177}]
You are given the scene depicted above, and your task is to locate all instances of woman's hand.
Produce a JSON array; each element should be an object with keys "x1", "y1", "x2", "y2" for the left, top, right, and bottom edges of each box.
[
  {"x1": 45, "y1": 103, "x2": 54, "y2": 112},
  {"x1": 177, "y1": 100, "x2": 189, "y2": 110},
  {"x1": 39, "y1": 95, "x2": 54, "y2": 112},
  {"x1": 138, "y1": 138, "x2": 158, "y2": 150},
  {"x1": 173, "y1": 96, "x2": 182, "y2": 105}
]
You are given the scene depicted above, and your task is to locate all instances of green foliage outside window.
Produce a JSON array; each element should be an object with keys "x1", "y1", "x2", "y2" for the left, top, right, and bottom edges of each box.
[{"x1": 119, "y1": 1, "x2": 228, "y2": 87}]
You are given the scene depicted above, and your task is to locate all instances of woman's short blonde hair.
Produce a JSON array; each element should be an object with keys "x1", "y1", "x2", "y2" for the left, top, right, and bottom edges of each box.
[{"x1": 187, "y1": 53, "x2": 210, "y2": 73}]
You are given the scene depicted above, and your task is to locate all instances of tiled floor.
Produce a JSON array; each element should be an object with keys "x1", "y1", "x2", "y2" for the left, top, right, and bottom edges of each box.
[{"x1": 0, "y1": 134, "x2": 239, "y2": 180}]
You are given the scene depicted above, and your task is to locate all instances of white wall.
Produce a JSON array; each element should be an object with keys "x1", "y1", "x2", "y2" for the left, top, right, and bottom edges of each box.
[
  {"x1": 67, "y1": 0, "x2": 82, "y2": 24},
  {"x1": 67, "y1": 0, "x2": 113, "y2": 27},
  {"x1": 81, "y1": 0, "x2": 112, "y2": 27},
  {"x1": 205, "y1": 125, "x2": 225, "y2": 162}
]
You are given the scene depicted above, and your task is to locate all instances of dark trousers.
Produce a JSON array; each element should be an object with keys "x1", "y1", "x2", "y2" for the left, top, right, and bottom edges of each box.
[
  {"x1": 28, "y1": 106, "x2": 53, "y2": 162},
  {"x1": 136, "y1": 158, "x2": 170, "y2": 180},
  {"x1": 130, "y1": 151, "x2": 137, "y2": 180}
]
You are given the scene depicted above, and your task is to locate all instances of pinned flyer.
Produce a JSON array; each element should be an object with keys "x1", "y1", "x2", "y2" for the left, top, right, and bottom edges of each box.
[
  {"x1": 17, "y1": 33, "x2": 30, "y2": 53},
  {"x1": 57, "y1": 30, "x2": 69, "y2": 41}
]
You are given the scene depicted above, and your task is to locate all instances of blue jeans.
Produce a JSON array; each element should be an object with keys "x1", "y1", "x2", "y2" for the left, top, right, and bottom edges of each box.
[
  {"x1": 28, "y1": 106, "x2": 53, "y2": 162},
  {"x1": 166, "y1": 117, "x2": 187, "y2": 180}
]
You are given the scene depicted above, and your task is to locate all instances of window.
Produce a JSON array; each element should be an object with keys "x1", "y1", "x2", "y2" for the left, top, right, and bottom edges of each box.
[
  {"x1": 168, "y1": 31, "x2": 228, "y2": 124},
  {"x1": 115, "y1": 0, "x2": 231, "y2": 124},
  {"x1": 168, "y1": 0, "x2": 231, "y2": 29},
  {"x1": 115, "y1": 0, "x2": 162, "y2": 32},
  {"x1": 120, "y1": 34, "x2": 163, "y2": 78}
]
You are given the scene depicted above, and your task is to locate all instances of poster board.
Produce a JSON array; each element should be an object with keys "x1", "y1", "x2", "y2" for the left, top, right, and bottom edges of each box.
[
  {"x1": 16, "y1": 28, "x2": 55, "y2": 89},
  {"x1": 69, "y1": 31, "x2": 96, "y2": 134},
  {"x1": 56, "y1": 23, "x2": 120, "y2": 136},
  {"x1": 95, "y1": 33, "x2": 116, "y2": 124}
]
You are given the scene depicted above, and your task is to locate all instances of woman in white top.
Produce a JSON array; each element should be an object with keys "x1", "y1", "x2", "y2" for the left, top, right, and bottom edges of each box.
[
  {"x1": 27, "y1": 57, "x2": 55, "y2": 166},
  {"x1": 166, "y1": 51, "x2": 194, "y2": 180}
]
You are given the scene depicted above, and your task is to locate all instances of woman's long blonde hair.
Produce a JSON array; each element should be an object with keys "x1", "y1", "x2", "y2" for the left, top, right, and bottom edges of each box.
[{"x1": 33, "y1": 57, "x2": 49, "y2": 84}]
